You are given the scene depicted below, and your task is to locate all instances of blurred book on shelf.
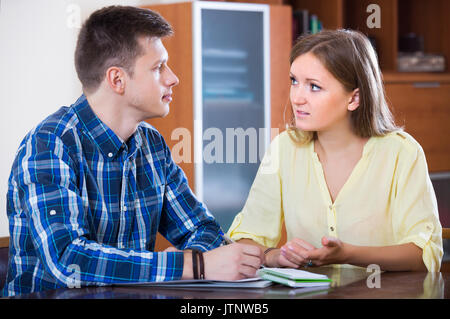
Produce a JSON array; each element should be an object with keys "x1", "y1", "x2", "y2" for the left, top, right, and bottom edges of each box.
[{"x1": 292, "y1": 9, "x2": 322, "y2": 42}]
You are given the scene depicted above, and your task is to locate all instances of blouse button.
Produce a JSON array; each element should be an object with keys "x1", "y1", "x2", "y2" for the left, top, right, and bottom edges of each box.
[{"x1": 330, "y1": 226, "x2": 335, "y2": 231}]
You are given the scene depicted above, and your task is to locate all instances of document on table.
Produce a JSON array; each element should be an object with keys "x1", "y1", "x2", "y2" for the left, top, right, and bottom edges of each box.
[
  {"x1": 118, "y1": 277, "x2": 273, "y2": 288},
  {"x1": 257, "y1": 267, "x2": 332, "y2": 288}
]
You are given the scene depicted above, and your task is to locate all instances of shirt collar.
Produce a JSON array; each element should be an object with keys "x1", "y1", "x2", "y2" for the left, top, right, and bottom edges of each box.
[{"x1": 72, "y1": 94, "x2": 125, "y2": 160}]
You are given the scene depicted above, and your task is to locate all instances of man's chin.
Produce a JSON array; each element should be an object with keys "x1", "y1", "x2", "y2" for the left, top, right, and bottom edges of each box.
[
  {"x1": 145, "y1": 106, "x2": 169, "y2": 120},
  {"x1": 160, "y1": 105, "x2": 170, "y2": 118}
]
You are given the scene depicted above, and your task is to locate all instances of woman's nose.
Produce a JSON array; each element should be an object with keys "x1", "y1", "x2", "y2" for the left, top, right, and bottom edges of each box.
[{"x1": 290, "y1": 86, "x2": 307, "y2": 105}]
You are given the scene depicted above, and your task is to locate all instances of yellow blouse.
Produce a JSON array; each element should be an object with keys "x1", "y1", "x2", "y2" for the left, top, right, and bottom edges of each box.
[{"x1": 228, "y1": 130, "x2": 443, "y2": 272}]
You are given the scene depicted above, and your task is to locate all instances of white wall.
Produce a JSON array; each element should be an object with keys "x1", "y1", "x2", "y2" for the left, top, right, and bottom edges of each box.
[{"x1": 0, "y1": 0, "x2": 189, "y2": 237}]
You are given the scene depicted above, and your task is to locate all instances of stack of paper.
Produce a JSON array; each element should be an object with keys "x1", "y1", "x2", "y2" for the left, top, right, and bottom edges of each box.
[
  {"x1": 119, "y1": 277, "x2": 272, "y2": 288},
  {"x1": 257, "y1": 268, "x2": 332, "y2": 288}
]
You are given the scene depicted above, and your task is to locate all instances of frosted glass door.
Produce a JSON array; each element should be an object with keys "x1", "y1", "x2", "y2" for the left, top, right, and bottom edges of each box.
[{"x1": 199, "y1": 5, "x2": 268, "y2": 230}]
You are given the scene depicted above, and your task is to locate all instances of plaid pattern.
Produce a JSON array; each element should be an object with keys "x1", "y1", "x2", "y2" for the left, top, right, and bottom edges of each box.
[{"x1": 3, "y1": 95, "x2": 223, "y2": 296}]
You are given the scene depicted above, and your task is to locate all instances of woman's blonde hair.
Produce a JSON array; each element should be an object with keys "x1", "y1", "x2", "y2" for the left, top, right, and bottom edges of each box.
[{"x1": 286, "y1": 29, "x2": 399, "y2": 145}]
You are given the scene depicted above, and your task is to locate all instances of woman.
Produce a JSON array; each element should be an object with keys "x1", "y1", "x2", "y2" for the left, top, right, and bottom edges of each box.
[{"x1": 227, "y1": 30, "x2": 443, "y2": 272}]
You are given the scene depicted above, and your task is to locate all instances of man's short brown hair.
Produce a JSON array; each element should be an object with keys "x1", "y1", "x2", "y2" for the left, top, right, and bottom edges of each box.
[{"x1": 74, "y1": 5, "x2": 173, "y2": 94}]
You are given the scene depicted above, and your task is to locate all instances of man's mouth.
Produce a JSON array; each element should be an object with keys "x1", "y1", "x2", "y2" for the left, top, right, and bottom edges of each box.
[{"x1": 162, "y1": 93, "x2": 172, "y2": 102}]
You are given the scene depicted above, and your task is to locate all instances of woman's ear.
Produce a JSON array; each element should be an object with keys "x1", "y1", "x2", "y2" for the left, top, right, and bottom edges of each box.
[{"x1": 348, "y1": 88, "x2": 360, "y2": 111}]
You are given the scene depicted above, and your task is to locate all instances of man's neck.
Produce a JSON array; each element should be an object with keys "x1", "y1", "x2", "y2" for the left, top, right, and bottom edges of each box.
[{"x1": 85, "y1": 90, "x2": 139, "y2": 142}]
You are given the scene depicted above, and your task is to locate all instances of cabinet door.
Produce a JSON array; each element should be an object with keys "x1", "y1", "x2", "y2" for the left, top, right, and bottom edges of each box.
[
  {"x1": 385, "y1": 82, "x2": 450, "y2": 172},
  {"x1": 194, "y1": 2, "x2": 270, "y2": 229}
]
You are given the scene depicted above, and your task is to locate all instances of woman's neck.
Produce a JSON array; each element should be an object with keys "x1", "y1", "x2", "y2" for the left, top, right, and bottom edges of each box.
[{"x1": 315, "y1": 126, "x2": 368, "y2": 160}]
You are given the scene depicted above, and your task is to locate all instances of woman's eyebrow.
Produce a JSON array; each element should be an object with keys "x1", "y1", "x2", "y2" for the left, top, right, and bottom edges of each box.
[
  {"x1": 306, "y1": 77, "x2": 321, "y2": 83},
  {"x1": 290, "y1": 73, "x2": 323, "y2": 84}
]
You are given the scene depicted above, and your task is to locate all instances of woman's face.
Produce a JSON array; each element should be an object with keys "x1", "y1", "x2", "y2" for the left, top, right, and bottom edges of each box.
[{"x1": 289, "y1": 52, "x2": 358, "y2": 133}]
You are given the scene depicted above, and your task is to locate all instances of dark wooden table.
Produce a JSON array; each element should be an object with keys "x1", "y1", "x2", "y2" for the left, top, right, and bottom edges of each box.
[{"x1": 4, "y1": 267, "x2": 450, "y2": 299}]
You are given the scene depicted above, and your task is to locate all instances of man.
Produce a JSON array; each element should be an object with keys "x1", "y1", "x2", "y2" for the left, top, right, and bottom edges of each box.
[{"x1": 3, "y1": 6, "x2": 263, "y2": 296}]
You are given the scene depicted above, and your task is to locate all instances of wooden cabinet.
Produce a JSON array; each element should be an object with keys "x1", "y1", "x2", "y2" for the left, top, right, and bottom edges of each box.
[
  {"x1": 384, "y1": 74, "x2": 450, "y2": 171},
  {"x1": 286, "y1": 0, "x2": 450, "y2": 172}
]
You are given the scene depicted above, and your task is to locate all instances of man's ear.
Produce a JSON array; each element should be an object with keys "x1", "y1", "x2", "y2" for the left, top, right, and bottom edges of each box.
[
  {"x1": 105, "y1": 66, "x2": 125, "y2": 94},
  {"x1": 348, "y1": 88, "x2": 360, "y2": 111}
]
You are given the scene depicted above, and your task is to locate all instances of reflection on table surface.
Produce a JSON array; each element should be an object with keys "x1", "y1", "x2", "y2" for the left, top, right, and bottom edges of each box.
[{"x1": 5, "y1": 266, "x2": 449, "y2": 299}]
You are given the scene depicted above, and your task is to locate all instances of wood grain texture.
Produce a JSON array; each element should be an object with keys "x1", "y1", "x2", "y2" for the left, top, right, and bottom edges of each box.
[
  {"x1": 0, "y1": 237, "x2": 9, "y2": 248},
  {"x1": 345, "y1": 0, "x2": 398, "y2": 71},
  {"x1": 385, "y1": 82, "x2": 450, "y2": 172},
  {"x1": 142, "y1": 3, "x2": 195, "y2": 188},
  {"x1": 270, "y1": 5, "x2": 292, "y2": 138}
]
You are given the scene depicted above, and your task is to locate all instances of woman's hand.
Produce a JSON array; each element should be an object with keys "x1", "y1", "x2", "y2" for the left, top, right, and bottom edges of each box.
[
  {"x1": 304, "y1": 236, "x2": 350, "y2": 266},
  {"x1": 265, "y1": 238, "x2": 316, "y2": 268}
]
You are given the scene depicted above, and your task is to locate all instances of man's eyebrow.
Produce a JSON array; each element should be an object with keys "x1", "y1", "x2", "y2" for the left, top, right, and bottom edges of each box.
[{"x1": 152, "y1": 57, "x2": 168, "y2": 67}]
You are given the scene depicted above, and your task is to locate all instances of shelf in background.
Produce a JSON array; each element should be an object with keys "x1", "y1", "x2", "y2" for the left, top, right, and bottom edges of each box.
[{"x1": 382, "y1": 71, "x2": 450, "y2": 84}]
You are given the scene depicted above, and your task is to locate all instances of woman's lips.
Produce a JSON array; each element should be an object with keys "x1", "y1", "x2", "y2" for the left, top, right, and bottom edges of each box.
[
  {"x1": 296, "y1": 110, "x2": 310, "y2": 117},
  {"x1": 162, "y1": 94, "x2": 172, "y2": 102}
]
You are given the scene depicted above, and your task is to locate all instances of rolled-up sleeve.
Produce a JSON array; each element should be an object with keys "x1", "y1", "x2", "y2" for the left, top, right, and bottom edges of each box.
[
  {"x1": 393, "y1": 143, "x2": 443, "y2": 272},
  {"x1": 227, "y1": 134, "x2": 284, "y2": 248}
]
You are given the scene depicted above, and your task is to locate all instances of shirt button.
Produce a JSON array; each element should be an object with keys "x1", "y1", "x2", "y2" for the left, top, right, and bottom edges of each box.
[
  {"x1": 330, "y1": 226, "x2": 335, "y2": 231},
  {"x1": 49, "y1": 210, "x2": 56, "y2": 216},
  {"x1": 123, "y1": 206, "x2": 127, "y2": 212},
  {"x1": 108, "y1": 152, "x2": 113, "y2": 158}
]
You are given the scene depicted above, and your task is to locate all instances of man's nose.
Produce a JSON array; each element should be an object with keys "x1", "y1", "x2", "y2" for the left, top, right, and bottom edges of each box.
[{"x1": 165, "y1": 65, "x2": 179, "y2": 87}]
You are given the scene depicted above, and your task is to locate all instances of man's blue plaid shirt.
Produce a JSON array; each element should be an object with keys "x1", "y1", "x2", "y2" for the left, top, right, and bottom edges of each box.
[{"x1": 3, "y1": 95, "x2": 223, "y2": 296}]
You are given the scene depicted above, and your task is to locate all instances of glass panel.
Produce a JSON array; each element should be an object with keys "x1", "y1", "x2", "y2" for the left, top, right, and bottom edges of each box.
[{"x1": 201, "y1": 8, "x2": 266, "y2": 230}]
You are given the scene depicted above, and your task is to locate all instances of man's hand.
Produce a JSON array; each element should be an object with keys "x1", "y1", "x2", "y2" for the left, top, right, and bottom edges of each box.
[{"x1": 203, "y1": 243, "x2": 264, "y2": 281}]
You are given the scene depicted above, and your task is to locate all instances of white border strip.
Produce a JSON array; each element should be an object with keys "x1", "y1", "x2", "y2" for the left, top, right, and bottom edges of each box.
[
  {"x1": 193, "y1": 1, "x2": 203, "y2": 200},
  {"x1": 262, "y1": 5, "x2": 271, "y2": 150}
]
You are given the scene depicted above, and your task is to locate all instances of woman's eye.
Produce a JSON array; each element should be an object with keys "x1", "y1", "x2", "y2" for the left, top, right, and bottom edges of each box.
[
  {"x1": 311, "y1": 83, "x2": 321, "y2": 91},
  {"x1": 290, "y1": 76, "x2": 298, "y2": 85}
]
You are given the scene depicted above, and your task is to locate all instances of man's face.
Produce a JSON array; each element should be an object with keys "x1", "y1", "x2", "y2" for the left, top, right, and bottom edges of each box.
[{"x1": 124, "y1": 37, "x2": 179, "y2": 120}]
